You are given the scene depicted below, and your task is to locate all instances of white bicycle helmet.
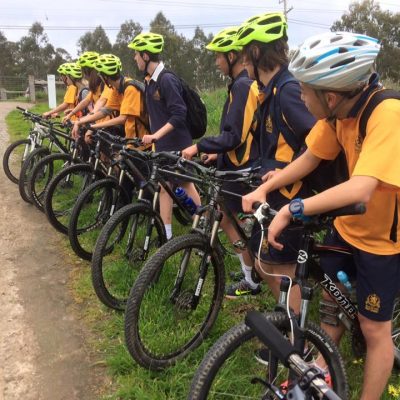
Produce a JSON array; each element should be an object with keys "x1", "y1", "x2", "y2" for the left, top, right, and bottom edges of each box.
[{"x1": 289, "y1": 31, "x2": 380, "y2": 91}]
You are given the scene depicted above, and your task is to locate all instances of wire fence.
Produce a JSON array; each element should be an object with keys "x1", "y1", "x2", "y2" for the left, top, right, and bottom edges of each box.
[{"x1": 0, "y1": 76, "x2": 31, "y2": 102}]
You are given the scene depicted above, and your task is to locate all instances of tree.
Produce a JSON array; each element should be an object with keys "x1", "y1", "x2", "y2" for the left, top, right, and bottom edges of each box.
[
  {"x1": 113, "y1": 20, "x2": 142, "y2": 78},
  {"x1": 0, "y1": 31, "x2": 17, "y2": 76},
  {"x1": 77, "y1": 26, "x2": 112, "y2": 54},
  {"x1": 332, "y1": 0, "x2": 400, "y2": 82}
]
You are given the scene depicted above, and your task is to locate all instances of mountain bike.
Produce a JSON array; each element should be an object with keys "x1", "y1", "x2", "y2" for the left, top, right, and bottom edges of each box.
[
  {"x1": 123, "y1": 157, "x2": 263, "y2": 370},
  {"x1": 43, "y1": 129, "x2": 122, "y2": 234},
  {"x1": 188, "y1": 202, "x2": 400, "y2": 399},
  {"x1": 3, "y1": 107, "x2": 59, "y2": 184},
  {"x1": 189, "y1": 309, "x2": 344, "y2": 399},
  {"x1": 90, "y1": 150, "x2": 203, "y2": 310}
]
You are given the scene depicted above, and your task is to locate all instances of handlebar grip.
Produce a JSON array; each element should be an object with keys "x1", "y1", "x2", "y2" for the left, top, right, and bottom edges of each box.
[
  {"x1": 245, "y1": 311, "x2": 295, "y2": 367},
  {"x1": 16, "y1": 106, "x2": 26, "y2": 111},
  {"x1": 321, "y1": 203, "x2": 366, "y2": 218},
  {"x1": 252, "y1": 201, "x2": 262, "y2": 211}
]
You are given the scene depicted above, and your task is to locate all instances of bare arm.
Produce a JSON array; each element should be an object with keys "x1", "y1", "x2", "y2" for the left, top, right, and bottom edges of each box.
[
  {"x1": 242, "y1": 149, "x2": 322, "y2": 212},
  {"x1": 91, "y1": 114, "x2": 127, "y2": 129}
]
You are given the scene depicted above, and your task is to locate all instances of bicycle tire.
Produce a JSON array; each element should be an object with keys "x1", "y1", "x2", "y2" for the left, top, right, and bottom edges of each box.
[
  {"x1": 91, "y1": 202, "x2": 167, "y2": 310},
  {"x1": 28, "y1": 153, "x2": 73, "y2": 212},
  {"x1": 18, "y1": 147, "x2": 50, "y2": 203},
  {"x1": 392, "y1": 297, "x2": 400, "y2": 369},
  {"x1": 44, "y1": 163, "x2": 101, "y2": 234},
  {"x1": 188, "y1": 312, "x2": 349, "y2": 400},
  {"x1": 68, "y1": 178, "x2": 130, "y2": 261},
  {"x1": 3, "y1": 138, "x2": 32, "y2": 184},
  {"x1": 124, "y1": 233, "x2": 225, "y2": 370}
]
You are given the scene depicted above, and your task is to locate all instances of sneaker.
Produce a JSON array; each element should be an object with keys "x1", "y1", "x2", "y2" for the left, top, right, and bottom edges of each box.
[
  {"x1": 225, "y1": 279, "x2": 261, "y2": 299},
  {"x1": 228, "y1": 270, "x2": 245, "y2": 282}
]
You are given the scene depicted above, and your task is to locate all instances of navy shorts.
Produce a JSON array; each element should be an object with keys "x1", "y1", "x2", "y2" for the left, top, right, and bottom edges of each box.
[
  {"x1": 320, "y1": 227, "x2": 400, "y2": 321},
  {"x1": 249, "y1": 224, "x2": 303, "y2": 264}
]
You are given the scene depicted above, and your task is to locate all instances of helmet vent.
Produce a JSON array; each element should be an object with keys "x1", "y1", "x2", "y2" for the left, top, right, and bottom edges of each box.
[
  {"x1": 338, "y1": 47, "x2": 349, "y2": 53},
  {"x1": 330, "y1": 35, "x2": 343, "y2": 43},
  {"x1": 331, "y1": 56, "x2": 355, "y2": 68},
  {"x1": 238, "y1": 27, "x2": 254, "y2": 40},
  {"x1": 266, "y1": 26, "x2": 282, "y2": 34},
  {"x1": 309, "y1": 40, "x2": 320, "y2": 49},
  {"x1": 353, "y1": 39, "x2": 367, "y2": 46},
  {"x1": 305, "y1": 60, "x2": 318, "y2": 69},
  {"x1": 292, "y1": 56, "x2": 306, "y2": 68},
  {"x1": 258, "y1": 15, "x2": 281, "y2": 26}
]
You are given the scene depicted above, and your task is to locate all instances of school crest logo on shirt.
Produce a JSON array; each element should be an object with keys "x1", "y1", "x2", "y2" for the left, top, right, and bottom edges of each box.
[
  {"x1": 365, "y1": 293, "x2": 380, "y2": 313},
  {"x1": 153, "y1": 90, "x2": 161, "y2": 101},
  {"x1": 265, "y1": 115, "x2": 273, "y2": 133}
]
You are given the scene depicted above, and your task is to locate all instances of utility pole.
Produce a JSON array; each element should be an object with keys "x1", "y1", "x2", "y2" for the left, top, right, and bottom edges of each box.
[{"x1": 279, "y1": 0, "x2": 293, "y2": 16}]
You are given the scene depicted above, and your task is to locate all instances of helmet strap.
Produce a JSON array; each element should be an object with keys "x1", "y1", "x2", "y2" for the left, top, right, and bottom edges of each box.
[
  {"x1": 250, "y1": 51, "x2": 263, "y2": 89},
  {"x1": 225, "y1": 52, "x2": 238, "y2": 80}
]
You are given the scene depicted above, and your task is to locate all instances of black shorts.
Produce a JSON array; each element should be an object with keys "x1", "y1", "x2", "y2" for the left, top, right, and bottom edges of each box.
[
  {"x1": 249, "y1": 224, "x2": 303, "y2": 264},
  {"x1": 320, "y1": 227, "x2": 400, "y2": 322}
]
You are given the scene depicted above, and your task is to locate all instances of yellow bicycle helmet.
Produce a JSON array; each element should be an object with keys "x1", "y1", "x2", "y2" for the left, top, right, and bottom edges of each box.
[
  {"x1": 236, "y1": 12, "x2": 288, "y2": 46},
  {"x1": 57, "y1": 62, "x2": 82, "y2": 79},
  {"x1": 128, "y1": 32, "x2": 164, "y2": 54},
  {"x1": 94, "y1": 54, "x2": 122, "y2": 76},
  {"x1": 206, "y1": 27, "x2": 242, "y2": 53},
  {"x1": 77, "y1": 51, "x2": 100, "y2": 68}
]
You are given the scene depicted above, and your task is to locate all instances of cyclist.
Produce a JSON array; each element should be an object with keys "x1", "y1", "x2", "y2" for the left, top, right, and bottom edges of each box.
[
  {"x1": 229, "y1": 12, "x2": 316, "y2": 302},
  {"x1": 128, "y1": 32, "x2": 201, "y2": 240},
  {"x1": 63, "y1": 51, "x2": 100, "y2": 122},
  {"x1": 72, "y1": 54, "x2": 149, "y2": 144},
  {"x1": 43, "y1": 62, "x2": 85, "y2": 119},
  {"x1": 243, "y1": 31, "x2": 400, "y2": 400},
  {"x1": 181, "y1": 27, "x2": 261, "y2": 297}
]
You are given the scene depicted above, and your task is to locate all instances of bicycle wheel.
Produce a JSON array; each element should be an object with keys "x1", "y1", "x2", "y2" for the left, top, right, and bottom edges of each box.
[
  {"x1": 18, "y1": 147, "x2": 50, "y2": 203},
  {"x1": 393, "y1": 297, "x2": 400, "y2": 369},
  {"x1": 3, "y1": 139, "x2": 32, "y2": 184},
  {"x1": 188, "y1": 312, "x2": 349, "y2": 400},
  {"x1": 69, "y1": 178, "x2": 130, "y2": 261},
  {"x1": 91, "y1": 202, "x2": 167, "y2": 311},
  {"x1": 28, "y1": 153, "x2": 73, "y2": 212},
  {"x1": 124, "y1": 233, "x2": 225, "y2": 370},
  {"x1": 44, "y1": 163, "x2": 101, "y2": 234}
]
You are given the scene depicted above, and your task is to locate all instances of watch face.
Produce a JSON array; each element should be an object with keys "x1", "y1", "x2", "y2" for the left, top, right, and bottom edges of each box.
[{"x1": 289, "y1": 200, "x2": 302, "y2": 215}]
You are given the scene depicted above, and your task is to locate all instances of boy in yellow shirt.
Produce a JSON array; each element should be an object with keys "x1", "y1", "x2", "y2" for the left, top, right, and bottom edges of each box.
[{"x1": 243, "y1": 31, "x2": 400, "y2": 399}]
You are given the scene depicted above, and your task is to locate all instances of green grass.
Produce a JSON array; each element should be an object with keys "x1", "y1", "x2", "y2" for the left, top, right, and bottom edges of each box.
[{"x1": 5, "y1": 97, "x2": 400, "y2": 399}]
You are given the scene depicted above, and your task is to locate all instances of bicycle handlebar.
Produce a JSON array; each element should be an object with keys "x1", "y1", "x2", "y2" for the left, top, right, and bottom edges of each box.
[{"x1": 245, "y1": 311, "x2": 342, "y2": 400}]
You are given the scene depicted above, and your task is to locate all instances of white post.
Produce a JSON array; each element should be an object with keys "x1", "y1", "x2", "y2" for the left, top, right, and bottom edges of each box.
[{"x1": 47, "y1": 74, "x2": 57, "y2": 108}]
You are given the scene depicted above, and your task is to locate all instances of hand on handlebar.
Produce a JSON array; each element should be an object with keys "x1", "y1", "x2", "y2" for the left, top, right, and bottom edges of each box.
[
  {"x1": 181, "y1": 144, "x2": 198, "y2": 160},
  {"x1": 201, "y1": 153, "x2": 217, "y2": 164},
  {"x1": 142, "y1": 134, "x2": 157, "y2": 145},
  {"x1": 262, "y1": 169, "x2": 279, "y2": 182},
  {"x1": 267, "y1": 204, "x2": 291, "y2": 251},
  {"x1": 242, "y1": 187, "x2": 267, "y2": 213}
]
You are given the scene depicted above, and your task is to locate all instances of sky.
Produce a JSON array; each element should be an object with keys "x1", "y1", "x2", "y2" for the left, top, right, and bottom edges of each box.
[{"x1": 0, "y1": 0, "x2": 399, "y2": 58}]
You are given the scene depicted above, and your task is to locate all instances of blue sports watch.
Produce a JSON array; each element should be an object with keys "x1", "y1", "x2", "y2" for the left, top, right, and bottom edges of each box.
[{"x1": 289, "y1": 198, "x2": 309, "y2": 221}]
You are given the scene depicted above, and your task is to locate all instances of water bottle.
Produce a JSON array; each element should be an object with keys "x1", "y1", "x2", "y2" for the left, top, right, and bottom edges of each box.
[
  {"x1": 337, "y1": 270, "x2": 353, "y2": 294},
  {"x1": 175, "y1": 187, "x2": 197, "y2": 215}
]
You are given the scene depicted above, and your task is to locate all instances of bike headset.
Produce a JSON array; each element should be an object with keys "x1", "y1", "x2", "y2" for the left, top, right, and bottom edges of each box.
[
  {"x1": 128, "y1": 32, "x2": 164, "y2": 77},
  {"x1": 288, "y1": 31, "x2": 381, "y2": 122},
  {"x1": 93, "y1": 54, "x2": 122, "y2": 88},
  {"x1": 253, "y1": 204, "x2": 295, "y2": 343},
  {"x1": 206, "y1": 27, "x2": 243, "y2": 79},
  {"x1": 57, "y1": 62, "x2": 83, "y2": 86},
  {"x1": 235, "y1": 12, "x2": 288, "y2": 89}
]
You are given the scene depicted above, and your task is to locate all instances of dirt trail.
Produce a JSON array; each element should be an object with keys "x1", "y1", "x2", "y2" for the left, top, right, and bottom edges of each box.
[{"x1": 0, "y1": 102, "x2": 103, "y2": 400}]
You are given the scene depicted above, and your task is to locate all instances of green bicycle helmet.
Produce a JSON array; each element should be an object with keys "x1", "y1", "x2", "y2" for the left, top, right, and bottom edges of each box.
[
  {"x1": 57, "y1": 62, "x2": 82, "y2": 79},
  {"x1": 206, "y1": 27, "x2": 242, "y2": 52},
  {"x1": 77, "y1": 51, "x2": 100, "y2": 68},
  {"x1": 128, "y1": 32, "x2": 164, "y2": 54},
  {"x1": 94, "y1": 54, "x2": 122, "y2": 76},
  {"x1": 236, "y1": 12, "x2": 288, "y2": 46}
]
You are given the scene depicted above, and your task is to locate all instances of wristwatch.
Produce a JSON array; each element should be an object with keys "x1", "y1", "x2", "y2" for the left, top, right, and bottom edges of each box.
[{"x1": 289, "y1": 198, "x2": 309, "y2": 221}]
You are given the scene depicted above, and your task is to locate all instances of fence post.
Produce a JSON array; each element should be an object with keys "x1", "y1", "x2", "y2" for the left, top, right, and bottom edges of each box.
[
  {"x1": 28, "y1": 75, "x2": 36, "y2": 103},
  {"x1": 0, "y1": 88, "x2": 6, "y2": 101},
  {"x1": 47, "y1": 74, "x2": 57, "y2": 108}
]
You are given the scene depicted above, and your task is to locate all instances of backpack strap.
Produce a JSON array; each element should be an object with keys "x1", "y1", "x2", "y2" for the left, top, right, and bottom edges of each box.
[
  {"x1": 358, "y1": 88, "x2": 400, "y2": 243},
  {"x1": 271, "y1": 75, "x2": 301, "y2": 154},
  {"x1": 359, "y1": 89, "x2": 400, "y2": 140}
]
